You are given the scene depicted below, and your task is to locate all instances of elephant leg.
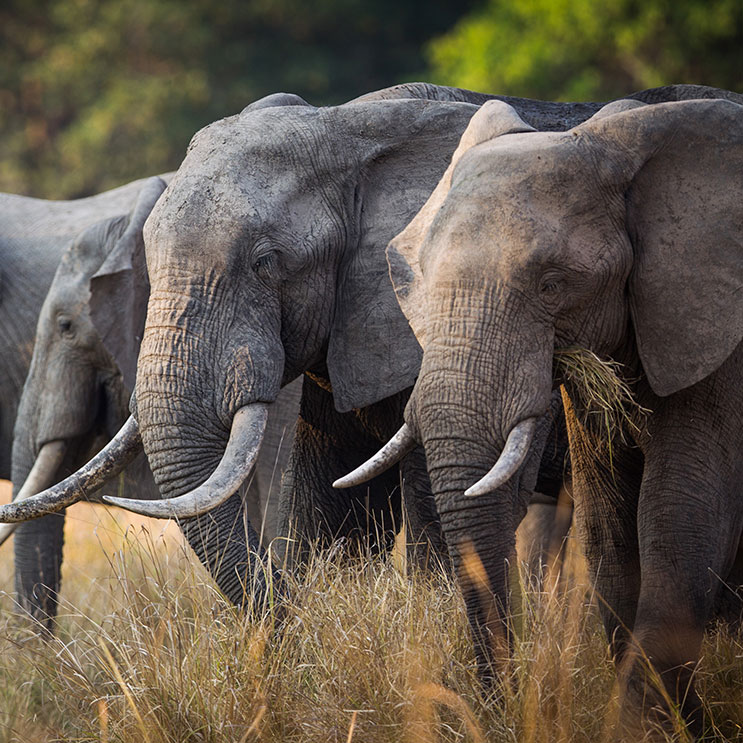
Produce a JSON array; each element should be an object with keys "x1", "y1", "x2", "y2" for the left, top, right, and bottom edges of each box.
[
  {"x1": 713, "y1": 534, "x2": 743, "y2": 628},
  {"x1": 563, "y1": 392, "x2": 644, "y2": 664},
  {"x1": 399, "y1": 447, "x2": 449, "y2": 571},
  {"x1": 622, "y1": 439, "x2": 743, "y2": 739},
  {"x1": 515, "y1": 488, "x2": 572, "y2": 586},
  {"x1": 13, "y1": 513, "x2": 65, "y2": 629},
  {"x1": 277, "y1": 377, "x2": 401, "y2": 569}
]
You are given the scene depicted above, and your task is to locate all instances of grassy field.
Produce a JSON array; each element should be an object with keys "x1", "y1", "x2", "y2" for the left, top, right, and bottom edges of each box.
[{"x1": 0, "y1": 482, "x2": 741, "y2": 742}]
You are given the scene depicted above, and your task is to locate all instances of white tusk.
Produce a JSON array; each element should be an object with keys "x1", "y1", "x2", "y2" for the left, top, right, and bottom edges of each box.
[
  {"x1": 0, "y1": 417, "x2": 142, "y2": 523},
  {"x1": 333, "y1": 423, "x2": 417, "y2": 489},
  {"x1": 104, "y1": 403, "x2": 269, "y2": 519},
  {"x1": 0, "y1": 440, "x2": 68, "y2": 545},
  {"x1": 465, "y1": 418, "x2": 537, "y2": 497}
]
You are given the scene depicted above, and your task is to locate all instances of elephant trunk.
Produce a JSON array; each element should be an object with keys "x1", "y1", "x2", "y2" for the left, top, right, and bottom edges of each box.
[
  {"x1": 9, "y1": 432, "x2": 69, "y2": 626},
  {"x1": 133, "y1": 284, "x2": 284, "y2": 608},
  {"x1": 409, "y1": 289, "x2": 554, "y2": 674}
]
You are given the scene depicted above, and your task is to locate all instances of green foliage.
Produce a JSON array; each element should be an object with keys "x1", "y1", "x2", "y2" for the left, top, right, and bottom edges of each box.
[
  {"x1": 0, "y1": 0, "x2": 474, "y2": 199},
  {"x1": 428, "y1": 0, "x2": 743, "y2": 102}
]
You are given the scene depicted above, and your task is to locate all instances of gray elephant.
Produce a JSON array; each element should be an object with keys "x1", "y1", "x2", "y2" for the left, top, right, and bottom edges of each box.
[
  {"x1": 0, "y1": 178, "x2": 169, "y2": 482},
  {"x1": 5, "y1": 84, "x2": 733, "y2": 616},
  {"x1": 9, "y1": 174, "x2": 301, "y2": 625},
  {"x1": 347, "y1": 93, "x2": 743, "y2": 738}
]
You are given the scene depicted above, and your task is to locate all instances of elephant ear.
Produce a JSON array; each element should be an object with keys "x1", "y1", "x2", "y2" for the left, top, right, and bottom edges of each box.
[
  {"x1": 89, "y1": 176, "x2": 167, "y2": 390},
  {"x1": 584, "y1": 99, "x2": 743, "y2": 396},
  {"x1": 387, "y1": 100, "x2": 536, "y2": 346},
  {"x1": 326, "y1": 99, "x2": 500, "y2": 412}
]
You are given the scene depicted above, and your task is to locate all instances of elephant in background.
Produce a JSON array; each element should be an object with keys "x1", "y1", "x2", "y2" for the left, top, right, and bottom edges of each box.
[
  {"x1": 352, "y1": 91, "x2": 743, "y2": 738},
  {"x1": 0, "y1": 178, "x2": 171, "y2": 482},
  {"x1": 10, "y1": 174, "x2": 301, "y2": 626}
]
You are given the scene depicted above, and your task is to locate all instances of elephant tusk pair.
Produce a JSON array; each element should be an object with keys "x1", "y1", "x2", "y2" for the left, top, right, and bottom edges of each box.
[
  {"x1": 332, "y1": 417, "x2": 536, "y2": 496},
  {"x1": 0, "y1": 440, "x2": 68, "y2": 545},
  {"x1": 103, "y1": 403, "x2": 268, "y2": 518}
]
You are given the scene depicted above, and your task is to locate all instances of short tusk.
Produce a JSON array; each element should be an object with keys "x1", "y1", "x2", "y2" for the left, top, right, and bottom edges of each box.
[
  {"x1": 104, "y1": 403, "x2": 269, "y2": 519},
  {"x1": 0, "y1": 440, "x2": 68, "y2": 545},
  {"x1": 0, "y1": 417, "x2": 142, "y2": 523},
  {"x1": 465, "y1": 418, "x2": 537, "y2": 497},
  {"x1": 333, "y1": 423, "x2": 417, "y2": 489}
]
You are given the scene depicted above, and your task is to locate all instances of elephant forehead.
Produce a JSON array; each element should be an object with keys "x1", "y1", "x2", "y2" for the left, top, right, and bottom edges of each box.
[{"x1": 453, "y1": 133, "x2": 598, "y2": 206}]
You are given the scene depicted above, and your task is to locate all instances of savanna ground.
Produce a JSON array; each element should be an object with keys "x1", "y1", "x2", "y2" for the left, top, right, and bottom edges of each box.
[{"x1": 0, "y1": 482, "x2": 742, "y2": 743}]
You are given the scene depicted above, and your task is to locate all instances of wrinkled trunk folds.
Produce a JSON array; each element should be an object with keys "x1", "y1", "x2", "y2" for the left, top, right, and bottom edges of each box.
[
  {"x1": 410, "y1": 286, "x2": 554, "y2": 675},
  {"x1": 135, "y1": 285, "x2": 283, "y2": 608}
]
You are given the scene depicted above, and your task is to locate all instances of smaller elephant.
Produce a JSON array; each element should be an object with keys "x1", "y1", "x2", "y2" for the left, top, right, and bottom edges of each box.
[
  {"x1": 9, "y1": 175, "x2": 301, "y2": 626},
  {"x1": 0, "y1": 177, "x2": 173, "y2": 483}
]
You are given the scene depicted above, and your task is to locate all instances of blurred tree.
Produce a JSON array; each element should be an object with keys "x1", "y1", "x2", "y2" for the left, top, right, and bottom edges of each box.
[
  {"x1": 428, "y1": 0, "x2": 743, "y2": 102},
  {"x1": 0, "y1": 0, "x2": 475, "y2": 198}
]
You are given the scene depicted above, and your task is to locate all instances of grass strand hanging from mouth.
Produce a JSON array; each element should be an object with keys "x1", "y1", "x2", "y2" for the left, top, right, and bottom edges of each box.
[{"x1": 554, "y1": 346, "x2": 650, "y2": 444}]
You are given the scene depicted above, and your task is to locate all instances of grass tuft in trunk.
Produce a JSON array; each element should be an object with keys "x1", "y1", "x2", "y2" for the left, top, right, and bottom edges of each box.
[{"x1": 554, "y1": 346, "x2": 650, "y2": 445}]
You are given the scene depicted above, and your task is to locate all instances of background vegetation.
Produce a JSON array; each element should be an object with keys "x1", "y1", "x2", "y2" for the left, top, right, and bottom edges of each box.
[{"x1": 2, "y1": 0, "x2": 740, "y2": 199}]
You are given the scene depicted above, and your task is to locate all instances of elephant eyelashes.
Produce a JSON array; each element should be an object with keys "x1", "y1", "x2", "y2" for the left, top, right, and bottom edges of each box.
[{"x1": 539, "y1": 278, "x2": 561, "y2": 296}]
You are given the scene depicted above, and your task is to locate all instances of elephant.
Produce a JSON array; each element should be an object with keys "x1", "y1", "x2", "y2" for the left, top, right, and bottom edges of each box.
[
  {"x1": 5, "y1": 84, "x2": 725, "y2": 613},
  {"x1": 344, "y1": 92, "x2": 743, "y2": 738},
  {"x1": 8, "y1": 173, "x2": 302, "y2": 626},
  {"x1": 0, "y1": 177, "x2": 171, "y2": 483}
]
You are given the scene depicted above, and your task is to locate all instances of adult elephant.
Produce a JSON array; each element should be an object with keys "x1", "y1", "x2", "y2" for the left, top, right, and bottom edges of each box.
[
  {"x1": 8, "y1": 174, "x2": 301, "y2": 626},
  {"x1": 3, "y1": 84, "x2": 719, "y2": 609},
  {"x1": 345, "y1": 94, "x2": 743, "y2": 738},
  {"x1": 0, "y1": 177, "x2": 170, "y2": 482}
]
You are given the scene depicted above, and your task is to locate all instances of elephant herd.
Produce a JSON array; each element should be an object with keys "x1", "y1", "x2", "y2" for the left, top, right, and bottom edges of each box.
[{"x1": 2, "y1": 80, "x2": 742, "y2": 739}]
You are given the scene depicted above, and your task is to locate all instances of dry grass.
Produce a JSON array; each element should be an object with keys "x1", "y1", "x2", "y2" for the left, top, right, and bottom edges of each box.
[
  {"x1": 554, "y1": 347, "x2": 650, "y2": 443},
  {"x1": 0, "y1": 485, "x2": 741, "y2": 742}
]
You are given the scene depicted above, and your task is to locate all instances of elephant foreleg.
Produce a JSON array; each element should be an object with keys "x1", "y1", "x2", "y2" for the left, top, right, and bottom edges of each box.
[
  {"x1": 14, "y1": 513, "x2": 65, "y2": 629},
  {"x1": 276, "y1": 376, "x2": 401, "y2": 569},
  {"x1": 563, "y1": 391, "x2": 644, "y2": 664}
]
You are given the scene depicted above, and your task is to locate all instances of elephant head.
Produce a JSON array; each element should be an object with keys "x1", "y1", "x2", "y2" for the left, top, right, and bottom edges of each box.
[
  {"x1": 10, "y1": 176, "x2": 166, "y2": 624},
  {"x1": 343, "y1": 97, "x2": 743, "y2": 681}
]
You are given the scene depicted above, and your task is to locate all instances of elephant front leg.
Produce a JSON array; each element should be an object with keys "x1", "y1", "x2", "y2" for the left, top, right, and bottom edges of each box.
[
  {"x1": 14, "y1": 513, "x2": 65, "y2": 629},
  {"x1": 563, "y1": 391, "x2": 644, "y2": 664},
  {"x1": 276, "y1": 377, "x2": 401, "y2": 569},
  {"x1": 621, "y1": 438, "x2": 743, "y2": 740}
]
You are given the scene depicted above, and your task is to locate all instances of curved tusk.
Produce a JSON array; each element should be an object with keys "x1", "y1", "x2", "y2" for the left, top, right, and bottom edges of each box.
[
  {"x1": 333, "y1": 423, "x2": 417, "y2": 489},
  {"x1": 0, "y1": 417, "x2": 142, "y2": 523},
  {"x1": 465, "y1": 418, "x2": 537, "y2": 497},
  {"x1": 104, "y1": 403, "x2": 269, "y2": 519},
  {"x1": 0, "y1": 440, "x2": 68, "y2": 546}
]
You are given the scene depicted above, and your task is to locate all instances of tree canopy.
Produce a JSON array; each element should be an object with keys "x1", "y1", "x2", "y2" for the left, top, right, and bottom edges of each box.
[
  {"x1": 428, "y1": 0, "x2": 742, "y2": 102},
  {"x1": 2, "y1": 0, "x2": 741, "y2": 199},
  {"x1": 0, "y1": 0, "x2": 475, "y2": 199}
]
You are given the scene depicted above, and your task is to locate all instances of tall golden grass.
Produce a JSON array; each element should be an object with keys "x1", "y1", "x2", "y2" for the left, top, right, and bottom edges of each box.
[{"x1": 0, "y1": 487, "x2": 741, "y2": 742}]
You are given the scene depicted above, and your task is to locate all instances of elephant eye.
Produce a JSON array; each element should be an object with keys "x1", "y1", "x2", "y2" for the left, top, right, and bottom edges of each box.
[
  {"x1": 57, "y1": 315, "x2": 74, "y2": 337},
  {"x1": 251, "y1": 251, "x2": 276, "y2": 278},
  {"x1": 540, "y1": 280, "x2": 559, "y2": 294}
]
